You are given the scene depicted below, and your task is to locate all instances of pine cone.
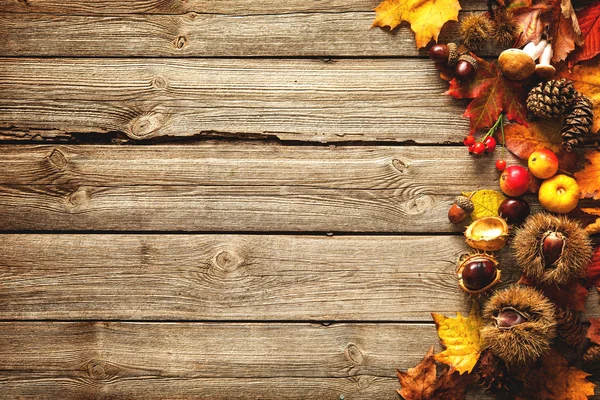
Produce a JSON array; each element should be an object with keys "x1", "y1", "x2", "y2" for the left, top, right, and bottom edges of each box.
[
  {"x1": 582, "y1": 345, "x2": 600, "y2": 369},
  {"x1": 476, "y1": 349, "x2": 522, "y2": 397},
  {"x1": 561, "y1": 94, "x2": 595, "y2": 151},
  {"x1": 555, "y1": 307, "x2": 585, "y2": 348},
  {"x1": 527, "y1": 79, "x2": 577, "y2": 118}
]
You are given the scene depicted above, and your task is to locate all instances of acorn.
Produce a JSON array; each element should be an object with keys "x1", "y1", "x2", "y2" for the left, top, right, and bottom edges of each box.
[
  {"x1": 455, "y1": 54, "x2": 478, "y2": 81},
  {"x1": 456, "y1": 252, "x2": 501, "y2": 294},
  {"x1": 482, "y1": 286, "x2": 557, "y2": 367},
  {"x1": 512, "y1": 213, "x2": 592, "y2": 285},
  {"x1": 448, "y1": 195, "x2": 474, "y2": 224},
  {"x1": 429, "y1": 44, "x2": 450, "y2": 63}
]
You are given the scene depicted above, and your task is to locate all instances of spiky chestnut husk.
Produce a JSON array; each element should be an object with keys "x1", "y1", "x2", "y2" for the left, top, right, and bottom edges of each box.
[
  {"x1": 459, "y1": 13, "x2": 493, "y2": 51},
  {"x1": 491, "y1": 9, "x2": 519, "y2": 47},
  {"x1": 482, "y1": 286, "x2": 556, "y2": 367},
  {"x1": 512, "y1": 213, "x2": 592, "y2": 286}
]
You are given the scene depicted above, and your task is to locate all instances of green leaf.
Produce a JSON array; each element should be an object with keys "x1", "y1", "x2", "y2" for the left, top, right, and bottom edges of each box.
[{"x1": 462, "y1": 190, "x2": 506, "y2": 220}]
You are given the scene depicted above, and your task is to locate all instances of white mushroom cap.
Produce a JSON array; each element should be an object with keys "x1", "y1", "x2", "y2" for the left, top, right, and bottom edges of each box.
[{"x1": 498, "y1": 49, "x2": 536, "y2": 81}]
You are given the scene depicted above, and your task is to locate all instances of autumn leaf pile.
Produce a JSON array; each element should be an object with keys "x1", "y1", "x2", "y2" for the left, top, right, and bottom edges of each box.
[{"x1": 371, "y1": 0, "x2": 600, "y2": 398}]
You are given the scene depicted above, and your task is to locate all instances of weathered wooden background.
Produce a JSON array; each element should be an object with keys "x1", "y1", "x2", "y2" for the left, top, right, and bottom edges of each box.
[{"x1": 0, "y1": 0, "x2": 598, "y2": 398}]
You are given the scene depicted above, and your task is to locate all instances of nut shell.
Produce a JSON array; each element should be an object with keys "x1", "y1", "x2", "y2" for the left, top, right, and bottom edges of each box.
[{"x1": 465, "y1": 217, "x2": 509, "y2": 251}]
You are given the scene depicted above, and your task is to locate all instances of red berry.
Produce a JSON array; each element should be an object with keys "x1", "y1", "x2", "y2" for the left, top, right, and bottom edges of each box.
[
  {"x1": 429, "y1": 44, "x2": 449, "y2": 63},
  {"x1": 468, "y1": 144, "x2": 475, "y2": 154},
  {"x1": 464, "y1": 135, "x2": 476, "y2": 146},
  {"x1": 496, "y1": 160, "x2": 507, "y2": 171},
  {"x1": 484, "y1": 137, "x2": 497, "y2": 153},
  {"x1": 473, "y1": 142, "x2": 485, "y2": 155}
]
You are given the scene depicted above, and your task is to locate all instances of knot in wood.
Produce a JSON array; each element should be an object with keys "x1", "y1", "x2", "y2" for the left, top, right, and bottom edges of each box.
[
  {"x1": 86, "y1": 360, "x2": 108, "y2": 380},
  {"x1": 152, "y1": 76, "x2": 168, "y2": 89},
  {"x1": 67, "y1": 187, "x2": 90, "y2": 208},
  {"x1": 344, "y1": 343, "x2": 364, "y2": 364},
  {"x1": 391, "y1": 158, "x2": 406, "y2": 173},
  {"x1": 127, "y1": 110, "x2": 168, "y2": 140},
  {"x1": 48, "y1": 148, "x2": 68, "y2": 169},
  {"x1": 187, "y1": 12, "x2": 197, "y2": 20},
  {"x1": 404, "y1": 195, "x2": 435, "y2": 216},
  {"x1": 175, "y1": 35, "x2": 188, "y2": 50},
  {"x1": 214, "y1": 250, "x2": 243, "y2": 272}
]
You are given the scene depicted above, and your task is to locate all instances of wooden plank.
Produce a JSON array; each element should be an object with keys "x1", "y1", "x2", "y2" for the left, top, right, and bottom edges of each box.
[
  {"x1": 0, "y1": 234, "x2": 501, "y2": 320},
  {"x1": 0, "y1": 58, "x2": 470, "y2": 143},
  {"x1": 0, "y1": 322, "x2": 597, "y2": 399},
  {"x1": 1, "y1": 234, "x2": 598, "y2": 321},
  {"x1": 0, "y1": 11, "x2": 492, "y2": 57},
  {"x1": 0, "y1": 144, "x2": 520, "y2": 232},
  {"x1": 0, "y1": 322, "x2": 441, "y2": 399},
  {"x1": 0, "y1": 0, "x2": 492, "y2": 14}
]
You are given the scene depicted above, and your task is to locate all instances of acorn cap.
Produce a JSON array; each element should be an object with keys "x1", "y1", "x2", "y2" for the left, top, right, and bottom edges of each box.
[
  {"x1": 535, "y1": 64, "x2": 555, "y2": 80},
  {"x1": 454, "y1": 195, "x2": 474, "y2": 213},
  {"x1": 458, "y1": 54, "x2": 478, "y2": 70},
  {"x1": 498, "y1": 49, "x2": 536, "y2": 80},
  {"x1": 447, "y1": 43, "x2": 459, "y2": 67}
]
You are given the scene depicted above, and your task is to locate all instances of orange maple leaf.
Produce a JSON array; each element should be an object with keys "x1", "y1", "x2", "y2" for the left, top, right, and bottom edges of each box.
[
  {"x1": 588, "y1": 318, "x2": 600, "y2": 345},
  {"x1": 559, "y1": 57, "x2": 600, "y2": 134},
  {"x1": 580, "y1": 209, "x2": 600, "y2": 235},
  {"x1": 500, "y1": 120, "x2": 580, "y2": 172},
  {"x1": 431, "y1": 302, "x2": 483, "y2": 374},
  {"x1": 396, "y1": 347, "x2": 474, "y2": 400},
  {"x1": 515, "y1": 349, "x2": 596, "y2": 399},
  {"x1": 371, "y1": 0, "x2": 461, "y2": 48},
  {"x1": 574, "y1": 150, "x2": 600, "y2": 200},
  {"x1": 446, "y1": 56, "x2": 528, "y2": 133}
]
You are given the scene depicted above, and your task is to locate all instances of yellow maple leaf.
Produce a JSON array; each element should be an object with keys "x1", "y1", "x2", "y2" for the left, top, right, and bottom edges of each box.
[
  {"x1": 371, "y1": 0, "x2": 461, "y2": 48},
  {"x1": 462, "y1": 190, "x2": 506, "y2": 220},
  {"x1": 431, "y1": 301, "x2": 483, "y2": 374}
]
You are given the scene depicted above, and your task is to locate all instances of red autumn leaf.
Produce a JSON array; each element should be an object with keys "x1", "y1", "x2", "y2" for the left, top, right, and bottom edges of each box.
[
  {"x1": 513, "y1": 0, "x2": 582, "y2": 62},
  {"x1": 396, "y1": 346, "x2": 474, "y2": 400},
  {"x1": 514, "y1": 349, "x2": 596, "y2": 400},
  {"x1": 500, "y1": 120, "x2": 580, "y2": 172},
  {"x1": 569, "y1": 2, "x2": 600, "y2": 67},
  {"x1": 585, "y1": 244, "x2": 600, "y2": 289},
  {"x1": 446, "y1": 56, "x2": 528, "y2": 134},
  {"x1": 588, "y1": 318, "x2": 600, "y2": 345},
  {"x1": 518, "y1": 274, "x2": 589, "y2": 311}
]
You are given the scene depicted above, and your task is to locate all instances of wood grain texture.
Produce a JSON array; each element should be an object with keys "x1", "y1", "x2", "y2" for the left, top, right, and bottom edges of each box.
[
  {"x1": 0, "y1": 0, "x2": 492, "y2": 14},
  {"x1": 0, "y1": 144, "x2": 523, "y2": 232},
  {"x1": 0, "y1": 58, "x2": 471, "y2": 143},
  {"x1": 0, "y1": 322, "x2": 513, "y2": 399},
  {"x1": 0, "y1": 11, "x2": 494, "y2": 57},
  {"x1": 0, "y1": 234, "x2": 516, "y2": 321},
  {"x1": 0, "y1": 322, "x2": 597, "y2": 399}
]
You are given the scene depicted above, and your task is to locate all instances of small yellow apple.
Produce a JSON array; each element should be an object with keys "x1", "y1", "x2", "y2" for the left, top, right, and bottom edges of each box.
[
  {"x1": 538, "y1": 174, "x2": 580, "y2": 214},
  {"x1": 528, "y1": 149, "x2": 559, "y2": 179}
]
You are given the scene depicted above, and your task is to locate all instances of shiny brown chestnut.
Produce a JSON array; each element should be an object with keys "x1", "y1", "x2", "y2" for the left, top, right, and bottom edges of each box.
[{"x1": 457, "y1": 253, "x2": 501, "y2": 295}]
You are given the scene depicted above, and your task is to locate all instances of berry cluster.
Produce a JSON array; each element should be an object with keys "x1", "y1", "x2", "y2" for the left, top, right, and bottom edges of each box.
[
  {"x1": 464, "y1": 135, "x2": 496, "y2": 155},
  {"x1": 429, "y1": 43, "x2": 478, "y2": 81}
]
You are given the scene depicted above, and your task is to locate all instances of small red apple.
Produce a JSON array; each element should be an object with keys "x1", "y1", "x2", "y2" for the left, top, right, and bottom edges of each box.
[{"x1": 499, "y1": 166, "x2": 530, "y2": 197}]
